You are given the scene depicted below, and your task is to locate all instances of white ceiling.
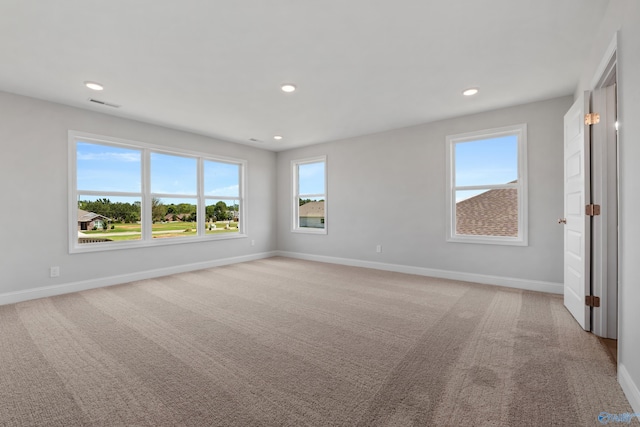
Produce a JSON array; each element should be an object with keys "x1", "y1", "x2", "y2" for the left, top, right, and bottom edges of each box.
[{"x1": 0, "y1": 0, "x2": 608, "y2": 151}]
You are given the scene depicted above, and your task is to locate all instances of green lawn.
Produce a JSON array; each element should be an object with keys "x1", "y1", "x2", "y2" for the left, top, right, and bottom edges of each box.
[
  {"x1": 82, "y1": 221, "x2": 239, "y2": 242},
  {"x1": 84, "y1": 223, "x2": 142, "y2": 233},
  {"x1": 100, "y1": 234, "x2": 143, "y2": 241}
]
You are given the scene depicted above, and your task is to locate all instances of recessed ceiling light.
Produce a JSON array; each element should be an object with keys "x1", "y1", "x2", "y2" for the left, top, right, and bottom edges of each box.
[
  {"x1": 281, "y1": 84, "x2": 297, "y2": 93},
  {"x1": 462, "y1": 88, "x2": 479, "y2": 96},
  {"x1": 273, "y1": 135, "x2": 283, "y2": 140},
  {"x1": 84, "y1": 81, "x2": 104, "y2": 91}
]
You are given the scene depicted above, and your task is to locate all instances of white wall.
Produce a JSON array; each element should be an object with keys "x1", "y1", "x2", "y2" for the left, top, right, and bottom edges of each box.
[
  {"x1": 575, "y1": 0, "x2": 640, "y2": 413},
  {"x1": 277, "y1": 96, "x2": 572, "y2": 290},
  {"x1": 0, "y1": 91, "x2": 277, "y2": 303}
]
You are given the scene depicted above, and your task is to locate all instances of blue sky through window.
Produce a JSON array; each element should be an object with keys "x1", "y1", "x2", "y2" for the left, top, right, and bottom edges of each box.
[
  {"x1": 454, "y1": 135, "x2": 517, "y2": 202},
  {"x1": 455, "y1": 135, "x2": 518, "y2": 187},
  {"x1": 299, "y1": 161, "x2": 325, "y2": 195},
  {"x1": 77, "y1": 142, "x2": 240, "y2": 206},
  {"x1": 77, "y1": 142, "x2": 141, "y2": 193},
  {"x1": 204, "y1": 160, "x2": 239, "y2": 197},
  {"x1": 151, "y1": 153, "x2": 197, "y2": 195}
]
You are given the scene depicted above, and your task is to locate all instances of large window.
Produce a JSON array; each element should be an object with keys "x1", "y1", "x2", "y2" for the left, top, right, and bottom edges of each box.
[
  {"x1": 292, "y1": 156, "x2": 327, "y2": 233},
  {"x1": 70, "y1": 131, "x2": 245, "y2": 253},
  {"x1": 445, "y1": 124, "x2": 527, "y2": 245}
]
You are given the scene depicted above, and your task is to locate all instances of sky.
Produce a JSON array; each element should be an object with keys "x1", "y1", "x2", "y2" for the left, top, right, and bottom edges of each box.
[
  {"x1": 298, "y1": 161, "x2": 325, "y2": 195},
  {"x1": 77, "y1": 139, "x2": 514, "y2": 205},
  {"x1": 77, "y1": 142, "x2": 240, "y2": 205},
  {"x1": 454, "y1": 135, "x2": 518, "y2": 201},
  {"x1": 294, "y1": 140, "x2": 516, "y2": 201}
]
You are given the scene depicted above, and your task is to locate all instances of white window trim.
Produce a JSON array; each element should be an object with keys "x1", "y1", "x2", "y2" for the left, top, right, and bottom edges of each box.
[
  {"x1": 69, "y1": 130, "x2": 247, "y2": 254},
  {"x1": 292, "y1": 155, "x2": 327, "y2": 234},
  {"x1": 445, "y1": 123, "x2": 528, "y2": 246}
]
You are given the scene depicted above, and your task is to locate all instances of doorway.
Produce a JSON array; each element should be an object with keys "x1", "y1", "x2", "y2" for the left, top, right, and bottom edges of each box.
[
  {"x1": 590, "y1": 42, "x2": 618, "y2": 342},
  {"x1": 590, "y1": 79, "x2": 618, "y2": 340},
  {"x1": 562, "y1": 35, "x2": 619, "y2": 349}
]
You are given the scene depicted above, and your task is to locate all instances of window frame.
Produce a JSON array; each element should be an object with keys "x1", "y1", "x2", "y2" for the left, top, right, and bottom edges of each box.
[
  {"x1": 69, "y1": 131, "x2": 247, "y2": 254},
  {"x1": 292, "y1": 155, "x2": 327, "y2": 234},
  {"x1": 445, "y1": 123, "x2": 528, "y2": 246}
]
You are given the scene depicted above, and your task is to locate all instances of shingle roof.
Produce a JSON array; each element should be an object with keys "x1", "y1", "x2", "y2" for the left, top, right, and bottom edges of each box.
[
  {"x1": 165, "y1": 213, "x2": 188, "y2": 221},
  {"x1": 77, "y1": 209, "x2": 112, "y2": 222},
  {"x1": 455, "y1": 188, "x2": 518, "y2": 237},
  {"x1": 299, "y1": 201, "x2": 325, "y2": 218}
]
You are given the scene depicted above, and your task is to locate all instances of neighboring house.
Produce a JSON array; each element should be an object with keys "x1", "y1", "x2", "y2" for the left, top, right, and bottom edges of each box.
[
  {"x1": 165, "y1": 213, "x2": 188, "y2": 222},
  {"x1": 455, "y1": 188, "x2": 518, "y2": 237},
  {"x1": 229, "y1": 210, "x2": 240, "y2": 222},
  {"x1": 299, "y1": 201, "x2": 325, "y2": 228},
  {"x1": 77, "y1": 209, "x2": 112, "y2": 231}
]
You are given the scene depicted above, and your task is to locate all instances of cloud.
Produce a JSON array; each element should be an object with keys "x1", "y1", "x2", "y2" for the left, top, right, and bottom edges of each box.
[
  {"x1": 207, "y1": 185, "x2": 239, "y2": 197},
  {"x1": 298, "y1": 162, "x2": 324, "y2": 179},
  {"x1": 77, "y1": 151, "x2": 140, "y2": 162},
  {"x1": 455, "y1": 168, "x2": 517, "y2": 186}
]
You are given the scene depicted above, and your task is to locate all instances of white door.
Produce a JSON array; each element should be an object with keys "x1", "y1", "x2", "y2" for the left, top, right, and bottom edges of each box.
[{"x1": 563, "y1": 91, "x2": 591, "y2": 330}]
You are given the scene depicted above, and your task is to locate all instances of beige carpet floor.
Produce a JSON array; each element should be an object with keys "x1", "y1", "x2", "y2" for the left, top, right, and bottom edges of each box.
[{"x1": 0, "y1": 257, "x2": 635, "y2": 426}]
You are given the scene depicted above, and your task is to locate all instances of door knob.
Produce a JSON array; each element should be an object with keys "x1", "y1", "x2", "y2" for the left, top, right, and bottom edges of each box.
[{"x1": 558, "y1": 218, "x2": 567, "y2": 224}]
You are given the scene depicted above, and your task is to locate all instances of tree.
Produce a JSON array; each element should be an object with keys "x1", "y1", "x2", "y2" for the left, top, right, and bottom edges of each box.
[
  {"x1": 151, "y1": 197, "x2": 166, "y2": 223},
  {"x1": 176, "y1": 203, "x2": 195, "y2": 215},
  {"x1": 213, "y1": 201, "x2": 228, "y2": 221},
  {"x1": 79, "y1": 199, "x2": 141, "y2": 223},
  {"x1": 206, "y1": 204, "x2": 216, "y2": 222}
]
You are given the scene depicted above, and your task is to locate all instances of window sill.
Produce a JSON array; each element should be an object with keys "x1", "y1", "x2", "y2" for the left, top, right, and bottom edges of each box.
[
  {"x1": 291, "y1": 228, "x2": 327, "y2": 235},
  {"x1": 70, "y1": 233, "x2": 247, "y2": 254},
  {"x1": 446, "y1": 235, "x2": 527, "y2": 247}
]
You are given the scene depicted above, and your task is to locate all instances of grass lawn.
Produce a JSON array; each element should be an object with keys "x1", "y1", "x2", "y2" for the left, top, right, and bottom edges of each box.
[
  {"x1": 101, "y1": 235, "x2": 143, "y2": 241},
  {"x1": 84, "y1": 223, "x2": 142, "y2": 233},
  {"x1": 82, "y1": 221, "x2": 239, "y2": 241}
]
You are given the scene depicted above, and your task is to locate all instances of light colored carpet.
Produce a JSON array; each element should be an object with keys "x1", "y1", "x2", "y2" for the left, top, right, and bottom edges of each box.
[{"x1": 0, "y1": 257, "x2": 635, "y2": 426}]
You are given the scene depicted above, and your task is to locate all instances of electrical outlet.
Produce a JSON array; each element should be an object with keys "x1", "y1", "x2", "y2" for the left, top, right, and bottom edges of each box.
[
  {"x1": 376, "y1": 245, "x2": 382, "y2": 253},
  {"x1": 251, "y1": 240, "x2": 255, "y2": 247},
  {"x1": 50, "y1": 266, "x2": 60, "y2": 278}
]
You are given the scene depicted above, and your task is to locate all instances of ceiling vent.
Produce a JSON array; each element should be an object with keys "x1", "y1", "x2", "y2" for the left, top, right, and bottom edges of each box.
[
  {"x1": 249, "y1": 138, "x2": 263, "y2": 143},
  {"x1": 88, "y1": 98, "x2": 121, "y2": 108}
]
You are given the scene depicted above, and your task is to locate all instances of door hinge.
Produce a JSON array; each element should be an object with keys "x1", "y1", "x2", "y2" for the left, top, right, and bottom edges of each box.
[
  {"x1": 586, "y1": 204, "x2": 601, "y2": 216},
  {"x1": 585, "y1": 113, "x2": 600, "y2": 125},
  {"x1": 586, "y1": 295, "x2": 601, "y2": 308}
]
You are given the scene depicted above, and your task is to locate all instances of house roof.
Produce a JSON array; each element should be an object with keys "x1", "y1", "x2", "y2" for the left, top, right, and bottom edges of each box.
[
  {"x1": 78, "y1": 209, "x2": 112, "y2": 223},
  {"x1": 165, "y1": 213, "x2": 188, "y2": 220},
  {"x1": 299, "y1": 201, "x2": 325, "y2": 218},
  {"x1": 456, "y1": 188, "x2": 518, "y2": 237}
]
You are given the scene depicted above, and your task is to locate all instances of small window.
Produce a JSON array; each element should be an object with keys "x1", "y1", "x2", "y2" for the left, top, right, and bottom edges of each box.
[
  {"x1": 446, "y1": 124, "x2": 527, "y2": 245},
  {"x1": 292, "y1": 156, "x2": 327, "y2": 233},
  {"x1": 70, "y1": 131, "x2": 246, "y2": 253}
]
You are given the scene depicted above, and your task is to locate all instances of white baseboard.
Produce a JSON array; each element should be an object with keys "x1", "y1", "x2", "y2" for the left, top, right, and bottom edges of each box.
[
  {"x1": 275, "y1": 251, "x2": 563, "y2": 294},
  {"x1": 619, "y1": 364, "x2": 640, "y2": 414},
  {"x1": 0, "y1": 251, "x2": 278, "y2": 306},
  {"x1": 2, "y1": 250, "x2": 562, "y2": 307}
]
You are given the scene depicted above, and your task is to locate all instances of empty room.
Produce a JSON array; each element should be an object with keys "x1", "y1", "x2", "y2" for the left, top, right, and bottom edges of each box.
[{"x1": 1, "y1": 1, "x2": 640, "y2": 425}]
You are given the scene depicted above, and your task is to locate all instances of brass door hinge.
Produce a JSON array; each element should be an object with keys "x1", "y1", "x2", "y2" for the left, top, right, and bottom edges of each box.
[
  {"x1": 586, "y1": 204, "x2": 601, "y2": 216},
  {"x1": 585, "y1": 113, "x2": 600, "y2": 125},
  {"x1": 586, "y1": 295, "x2": 601, "y2": 308}
]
